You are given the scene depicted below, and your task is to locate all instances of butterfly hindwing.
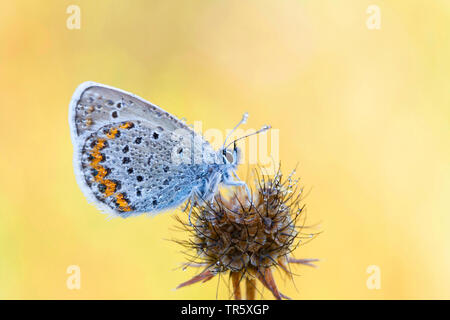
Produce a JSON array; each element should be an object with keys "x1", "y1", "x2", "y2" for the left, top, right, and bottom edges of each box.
[{"x1": 79, "y1": 120, "x2": 212, "y2": 216}]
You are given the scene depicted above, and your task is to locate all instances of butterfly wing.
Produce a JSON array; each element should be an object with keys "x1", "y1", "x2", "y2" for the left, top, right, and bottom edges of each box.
[
  {"x1": 69, "y1": 81, "x2": 190, "y2": 141},
  {"x1": 69, "y1": 82, "x2": 218, "y2": 217}
]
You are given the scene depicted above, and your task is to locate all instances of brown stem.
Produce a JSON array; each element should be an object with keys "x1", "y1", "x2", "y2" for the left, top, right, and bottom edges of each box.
[
  {"x1": 256, "y1": 268, "x2": 283, "y2": 300},
  {"x1": 231, "y1": 272, "x2": 242, "y2": 300},
  {"x1": 246, "y1": 278, "x2": 256, "y2": 300}
]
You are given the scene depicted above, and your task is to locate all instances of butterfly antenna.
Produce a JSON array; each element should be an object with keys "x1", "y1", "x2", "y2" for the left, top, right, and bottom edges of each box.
[
  {"x1": 223, "y1": 112, "x2": 249, "y2": 149},
  {"x1": 225, "y1": 125, "x2": 271, "y2": 150}
]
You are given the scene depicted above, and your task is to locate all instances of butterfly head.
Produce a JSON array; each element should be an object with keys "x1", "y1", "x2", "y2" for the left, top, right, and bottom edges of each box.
[
  {"x1": 219, "y1": 112, "x2": 270, "y2": 169},
  {"x1": 221, "y1": 142, "x2": 241, "y2": 168}
]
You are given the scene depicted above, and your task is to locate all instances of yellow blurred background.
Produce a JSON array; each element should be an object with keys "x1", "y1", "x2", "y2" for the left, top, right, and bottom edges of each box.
[{"x1": 0, "y1": 0, "x2": 449, "y2": 299}]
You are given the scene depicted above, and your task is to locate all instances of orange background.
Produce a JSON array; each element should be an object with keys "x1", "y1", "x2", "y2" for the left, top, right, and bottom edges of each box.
[{"x1": 0, "y1": 0, "x2": 449, "y2": 299}]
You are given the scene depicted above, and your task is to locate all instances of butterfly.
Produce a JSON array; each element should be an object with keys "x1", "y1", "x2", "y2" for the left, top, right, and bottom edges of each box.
[{"x1": 69, "y1": 82, "x2": 269, "y2": 218}]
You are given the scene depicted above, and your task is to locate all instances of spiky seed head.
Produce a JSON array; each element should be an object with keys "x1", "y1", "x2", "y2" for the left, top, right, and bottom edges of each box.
[{"x1": 175, "y1": 167, "x2": 319, "y2": 300}]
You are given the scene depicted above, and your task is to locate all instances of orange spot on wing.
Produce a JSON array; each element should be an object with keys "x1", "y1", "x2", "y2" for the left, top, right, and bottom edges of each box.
[
  {"x1": 116, "y1": 193, "x2": 132, "y2": 212},
  {"x1": 90, "y1": 138, "x2": 114, "y2": 193},
  {"x1": 106, "y1": 127, "x2": 118, "y2": 139},
  {"x1": 103, "y1": 179, "x2": 116, "y2": 197},
  {"x1": 90, "y1": 138, "x2": 106, "y2": 169},
  {"x1": 119, "y1": 122, "x2": 133, "y2": 129},
  {"x1": 88, "y1": 124, "x2": 134, "y2": 213}
]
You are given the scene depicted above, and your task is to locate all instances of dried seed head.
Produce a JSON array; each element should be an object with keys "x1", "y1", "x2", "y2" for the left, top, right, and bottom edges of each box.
[{"x1": 174, "y1": 167, "x2": 319, "y2": 300}]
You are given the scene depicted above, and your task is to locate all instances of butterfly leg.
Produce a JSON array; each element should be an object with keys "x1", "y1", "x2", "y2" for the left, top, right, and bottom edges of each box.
[
  {"x1": 232, "y1": 169, "x2": 251, "y2": 200},
  {"x1": 187, "y1": 187, "x2": 204, "y2": 227},
  {"x1": 188, "y1": 201, "x2": 194, "y2": 227},
  {"x1": 182, "y1": 198, "x2": 191, "y2": 212},
  {"x1": 223, "y1": 171, "x2": 252, "y2": 202}
]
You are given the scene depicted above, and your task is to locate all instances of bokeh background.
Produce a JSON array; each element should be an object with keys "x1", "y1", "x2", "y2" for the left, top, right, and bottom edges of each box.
[{"x1": 0, "y1": 0, "x2": 449, "y2": 299}]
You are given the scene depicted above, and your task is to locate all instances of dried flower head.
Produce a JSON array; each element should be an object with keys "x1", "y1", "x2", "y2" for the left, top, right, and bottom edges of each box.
[{"x1": 173, "y1": 166, "x2": 319, "y2": 300}]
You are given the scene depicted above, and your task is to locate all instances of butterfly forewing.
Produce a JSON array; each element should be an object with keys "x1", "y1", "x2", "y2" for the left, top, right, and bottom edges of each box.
[
  {"x1": 70, "y1": 82, "x2": 218, "y2": 217},
  {"x1": 71, "y1": 82, "x2": 187, "y2": 138}
]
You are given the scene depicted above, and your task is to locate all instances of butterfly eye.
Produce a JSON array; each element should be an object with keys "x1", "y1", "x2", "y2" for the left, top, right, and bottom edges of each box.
[{"x1": 224, "y1": 150, "x2": 234, "y2": 164}]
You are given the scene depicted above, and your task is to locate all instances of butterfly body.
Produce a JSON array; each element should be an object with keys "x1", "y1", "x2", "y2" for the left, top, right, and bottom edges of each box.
[{"x1": 69, "y1": 82, "x2": 241, "y2": 217}]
